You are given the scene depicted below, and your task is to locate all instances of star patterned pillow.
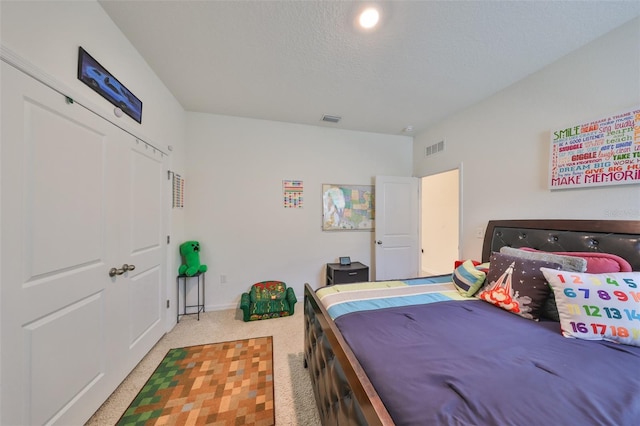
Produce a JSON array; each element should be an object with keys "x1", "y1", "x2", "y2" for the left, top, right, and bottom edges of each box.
[{"x1": 478, "y1": 253, "x2": 561, "y2": 321}]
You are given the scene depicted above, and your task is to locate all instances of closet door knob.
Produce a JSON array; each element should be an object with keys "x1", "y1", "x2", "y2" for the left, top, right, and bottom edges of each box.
[
  {"x1": 109, "y1": 264, "x2": 135, "y2": 277},
  {"x1": 109, "y1": 267, "x2": 125, "y2": 277}
]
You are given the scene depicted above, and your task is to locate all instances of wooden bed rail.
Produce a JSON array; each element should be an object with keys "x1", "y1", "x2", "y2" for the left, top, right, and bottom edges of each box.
[{"x1": 303, "y1": 283, "x2": 395, "y2": 425}]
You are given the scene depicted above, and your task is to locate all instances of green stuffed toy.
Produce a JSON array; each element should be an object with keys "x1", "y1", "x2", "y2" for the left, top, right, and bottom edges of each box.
[{"x1": 178, "y1": 241, "x2": 208, "y2": 276}]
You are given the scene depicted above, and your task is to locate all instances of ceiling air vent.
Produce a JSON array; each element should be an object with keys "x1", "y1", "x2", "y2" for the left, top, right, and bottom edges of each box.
[
  {"x1": 321, "y1": 114, "x2": 342, "y2": 123},
  {"x1": 425, "y1": 140, "x2": 445, "y2": 157}
]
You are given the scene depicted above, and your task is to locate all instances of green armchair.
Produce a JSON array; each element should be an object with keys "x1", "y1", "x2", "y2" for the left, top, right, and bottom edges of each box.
[{"x1": 240, "y1": 281, "x2": 297, "y2": 322}]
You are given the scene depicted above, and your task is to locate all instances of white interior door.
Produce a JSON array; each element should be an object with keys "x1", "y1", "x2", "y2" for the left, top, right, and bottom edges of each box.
[
  {"x1": 103, "y1": 132, "x2": 167, "y2": 392},
  {"x1": 374, "y1": 176, "x2": 419, "y2": 280},
  {"x1": 1, "y1": 60, "x2": 166, "y2": 425},
  {"x1": 117, "y1": 140, "x2": 166, "y2": 375}
]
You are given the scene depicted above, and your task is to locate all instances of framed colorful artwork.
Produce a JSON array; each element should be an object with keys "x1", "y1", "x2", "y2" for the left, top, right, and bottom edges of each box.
[{"x1": 322, "y1": 184, "x2": 374, "y2": 231}]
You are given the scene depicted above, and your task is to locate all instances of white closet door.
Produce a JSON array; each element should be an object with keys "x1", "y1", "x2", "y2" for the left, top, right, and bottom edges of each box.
[
  {"x1": 0, "y1": 61, "x2": 166, "y2": 425},
  {"x1": 109, "y1": 137, "x2": 167, "y2": 380}
]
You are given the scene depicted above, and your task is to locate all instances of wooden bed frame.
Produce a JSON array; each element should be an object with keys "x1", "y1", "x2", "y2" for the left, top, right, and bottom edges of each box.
[{"x1": 303, "y1": 219, "x2": 640, "y2": 425}]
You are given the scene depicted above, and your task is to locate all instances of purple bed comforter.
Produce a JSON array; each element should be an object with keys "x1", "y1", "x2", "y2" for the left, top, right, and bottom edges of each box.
[{"x1": 335, "y1": 300, "x2": 640, "y2": 426}]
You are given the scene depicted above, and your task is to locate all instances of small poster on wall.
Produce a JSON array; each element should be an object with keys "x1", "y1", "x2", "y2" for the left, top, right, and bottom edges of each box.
[
  {"x1": 283, "y1": 180, "x2": 303, "y2": 208},
  {"x1": 77, "y1": 47, "x2": 143, "y2": 123},
  {"x1": 173, "y1": 174, "x2": 184, "y2": 208},
  {"x1": 549, "y1": 107, "x2": 640, "y2": 189}
]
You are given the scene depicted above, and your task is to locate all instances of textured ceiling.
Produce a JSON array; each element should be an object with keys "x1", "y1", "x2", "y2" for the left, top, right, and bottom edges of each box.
[{"x1": 99, "y1": 1, "x2": 640, "y2": 136}]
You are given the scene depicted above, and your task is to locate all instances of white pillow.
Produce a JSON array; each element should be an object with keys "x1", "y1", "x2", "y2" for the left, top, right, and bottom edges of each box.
[{"x1": 541, "y1": 268, "x2": 640, "y2": 347}]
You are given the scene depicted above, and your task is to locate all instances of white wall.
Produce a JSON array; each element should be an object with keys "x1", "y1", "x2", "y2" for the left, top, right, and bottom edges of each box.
[
  {"x1": 4, "y1": 2, "x2": 637, "y2": 314},
  {"x1": 414, "y1": 17, "x2": 640, "y2": 262},
  {"x1": 1, "y1": 0, "x2": 187, "y2": 327},
  {"x1": 186, "y1": 113, "x2": 412, "y2": 309},
  {"x1": 1, "y1": 1, "x2": 185, "y2": 151}
]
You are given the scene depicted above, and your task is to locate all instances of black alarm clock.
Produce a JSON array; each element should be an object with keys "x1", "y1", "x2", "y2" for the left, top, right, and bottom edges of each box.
[{"x1": 339, "y1": 256, "x2": 351, "y2": 266}]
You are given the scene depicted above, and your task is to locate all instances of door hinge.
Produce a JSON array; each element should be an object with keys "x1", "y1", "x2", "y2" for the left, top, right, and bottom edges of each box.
[
  {"x1": 167, "y1": 235, "x2": 170, "y2": 244},
  {"x1": 166, "y1": 299, "x2": 170, "y2": 309}
]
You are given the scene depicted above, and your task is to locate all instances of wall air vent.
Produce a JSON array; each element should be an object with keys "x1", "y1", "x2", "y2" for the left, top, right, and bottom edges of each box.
[
  {"x1": 321, "y1": 114, "x2": 342, "y2": 123},
  {"x1": 425, "y1": 140, "x2": 445, "y2": 157}
]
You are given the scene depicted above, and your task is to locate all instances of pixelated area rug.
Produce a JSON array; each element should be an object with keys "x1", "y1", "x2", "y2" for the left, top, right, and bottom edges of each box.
[{"x1": 117, "y1": 336, "x2": 274, "y2": 425}]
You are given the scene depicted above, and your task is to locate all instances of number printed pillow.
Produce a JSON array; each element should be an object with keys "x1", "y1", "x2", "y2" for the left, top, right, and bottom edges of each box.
[{"x1": 540, "y1": 268, "x2": 640, "y2": 347}]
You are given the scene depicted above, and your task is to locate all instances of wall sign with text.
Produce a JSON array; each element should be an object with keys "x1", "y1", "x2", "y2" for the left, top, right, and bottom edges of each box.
[{"x1": 549, "y1": 107, "x2": 640, "y2": 189}]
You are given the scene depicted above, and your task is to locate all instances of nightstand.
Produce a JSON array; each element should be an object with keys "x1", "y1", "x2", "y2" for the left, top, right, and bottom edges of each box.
[{"x1": 326, "y1": 262, "x2": 369, "y2": 285}]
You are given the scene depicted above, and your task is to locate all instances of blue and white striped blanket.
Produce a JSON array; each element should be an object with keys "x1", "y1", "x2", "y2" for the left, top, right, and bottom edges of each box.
[{"x1": 316, "y1": 277, "x2": 476, "y2": 320}]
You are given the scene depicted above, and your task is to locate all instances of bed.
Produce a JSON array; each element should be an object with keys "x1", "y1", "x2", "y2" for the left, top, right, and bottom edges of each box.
[{"x1": 303, "y1": 219, "x2": 640, "y2": 425}]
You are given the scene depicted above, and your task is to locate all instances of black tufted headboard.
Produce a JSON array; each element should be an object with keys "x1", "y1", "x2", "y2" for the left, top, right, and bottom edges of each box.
[{"x1": 482, "y1": 220, "x2": 640, "y2": 270}]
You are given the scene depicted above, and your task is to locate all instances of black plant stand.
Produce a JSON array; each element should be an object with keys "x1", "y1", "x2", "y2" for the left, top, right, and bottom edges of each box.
[{"x1": 176, "y1": 272, "x2": 205, "y2": 322}]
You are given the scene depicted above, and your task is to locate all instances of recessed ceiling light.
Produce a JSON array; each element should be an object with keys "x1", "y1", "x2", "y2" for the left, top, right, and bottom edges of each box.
[{"x1": 359, "y1": 7, "x2": 380, "y2": 29}]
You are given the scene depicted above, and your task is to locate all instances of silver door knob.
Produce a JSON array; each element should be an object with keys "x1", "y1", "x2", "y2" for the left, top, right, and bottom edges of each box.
[
  {"x1": 109, "y1": 267, "x2": 124, "y2": 277},
  {"x1": 376, "y1": 240, "x2": 383, "y2": 245},
  {"x1": 121, "y1": 263, "x2": 136, "y2": 272},
  {"x1": 109, "y1": 264, "x2": 136, "y2": 277}
]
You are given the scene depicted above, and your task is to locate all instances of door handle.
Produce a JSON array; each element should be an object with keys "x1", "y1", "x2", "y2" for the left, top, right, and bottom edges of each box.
[
  {"x1": 376, "y1": 240, "x2": 383, "y2": 245},
  {"x1": 109, "y1": 267, "x2": 124, "y2": 277},
  {"x1": 109, "y1": 264, "x2": 136, "y2": 277}
]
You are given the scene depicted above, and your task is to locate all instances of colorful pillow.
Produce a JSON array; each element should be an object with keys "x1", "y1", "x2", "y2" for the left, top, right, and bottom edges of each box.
[
  {"x1": 452, "y1": 260, "x2": 488, "y2": 297},
  {"x1": 567, "y1": 252, "x2": 632, "y2": 273},
  {"x1": 453, "y1": 259, "x2": 489, "y2": 271},
  {"x1": 541, "y1": 268, "x2": 640, "y2": 347},
  {"x1": 500, "y1": 246, "x2": 588, "y2": 321},
  {"x1": 520, "y1": 248, "x2": 631, "y2": 273},
  {"x1": 477, "y1": 253, "x2": 560, "y2": 321}
]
